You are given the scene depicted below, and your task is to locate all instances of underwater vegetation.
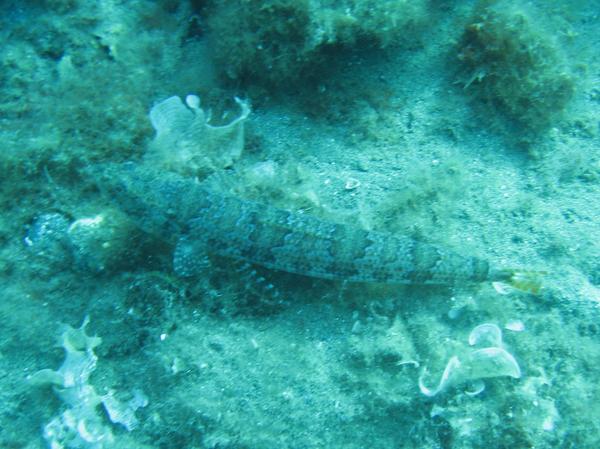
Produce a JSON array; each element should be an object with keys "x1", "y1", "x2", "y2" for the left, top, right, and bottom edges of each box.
[
  {"x1": 204, "y1": 0, "x2": 426, "y2": 87},
  {"x1": 456, "y1": 0, "x2": 575, "y2": 144}
]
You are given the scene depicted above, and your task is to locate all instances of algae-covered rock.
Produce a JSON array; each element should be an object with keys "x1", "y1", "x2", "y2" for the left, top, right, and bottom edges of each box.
[
  {"x1": 204, "y1": 0, "x2": 426, "y2": 87},
  {"x1": 67, "y1": 208, "x2": 138, "y2": 274},
  {"x1": 456, "y1": 0, "x2": 574, "y2": 142},
  {"x1": 25, "y1": 213, "x2": 73, "y2": 276}
]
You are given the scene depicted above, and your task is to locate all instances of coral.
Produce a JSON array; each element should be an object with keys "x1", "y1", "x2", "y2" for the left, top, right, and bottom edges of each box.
[{"x1": 456, "y1": 1, "x2": 574, "y2": 141}]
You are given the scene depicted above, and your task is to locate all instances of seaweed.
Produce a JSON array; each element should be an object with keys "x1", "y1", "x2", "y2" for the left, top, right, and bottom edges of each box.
[
  {"x1": 456, "y1": 1, "x2": 575, "y2": 144},
  {"x1": 203, "y1": 0, "x2": 426, "y2": 88}
]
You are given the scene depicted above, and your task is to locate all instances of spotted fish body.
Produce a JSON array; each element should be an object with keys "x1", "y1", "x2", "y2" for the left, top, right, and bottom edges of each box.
[{"x1": 94, "y1": 163, "x2": 513, "y2": 286}]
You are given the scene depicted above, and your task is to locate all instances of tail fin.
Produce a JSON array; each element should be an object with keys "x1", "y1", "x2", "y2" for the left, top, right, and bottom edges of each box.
[{"x1": 492, "y1": 269, "x2": 546, "y2": 295}]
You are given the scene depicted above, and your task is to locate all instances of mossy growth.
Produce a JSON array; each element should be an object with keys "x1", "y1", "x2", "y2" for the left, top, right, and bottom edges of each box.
[
  {"x1": 456, "y1": 1, "x2": 574, "y2": 143},
  {"x1": 203, "y1": 0, "x2": 425, "y2": 89}
]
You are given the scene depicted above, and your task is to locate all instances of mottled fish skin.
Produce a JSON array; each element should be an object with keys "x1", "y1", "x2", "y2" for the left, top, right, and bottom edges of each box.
[{"x1": 92, "y1": 163, "x2": 505, "y2": 286}]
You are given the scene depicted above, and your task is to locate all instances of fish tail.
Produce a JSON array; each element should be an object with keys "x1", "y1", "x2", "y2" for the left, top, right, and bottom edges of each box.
[{"x1": 491, "y1": 269, "x2": 546, "y2": 295}]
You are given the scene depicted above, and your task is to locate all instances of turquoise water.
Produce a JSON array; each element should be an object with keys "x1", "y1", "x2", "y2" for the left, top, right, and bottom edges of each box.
[{"x1": 1, "y1": 1, "x2": 599, "y2": 448}]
